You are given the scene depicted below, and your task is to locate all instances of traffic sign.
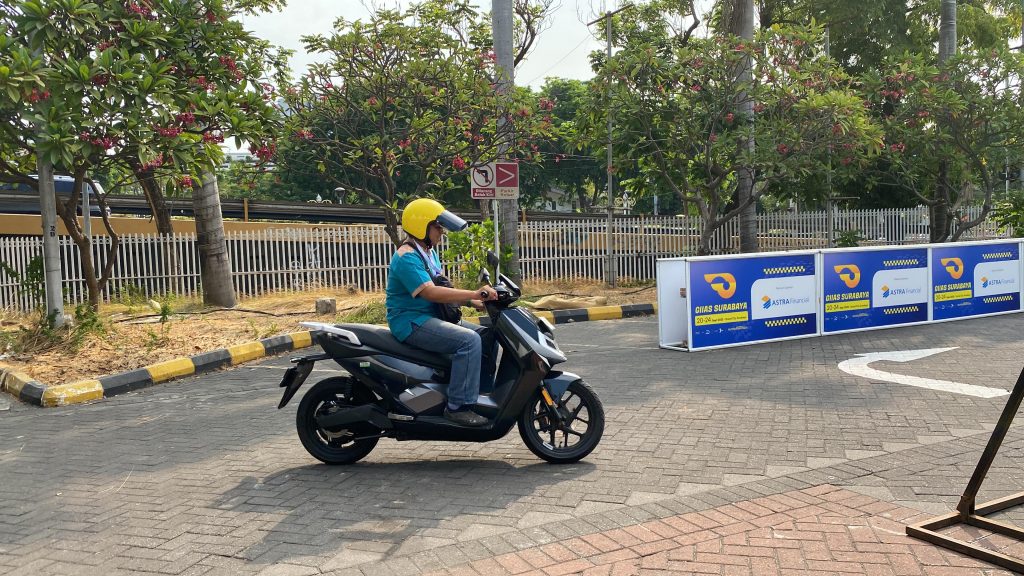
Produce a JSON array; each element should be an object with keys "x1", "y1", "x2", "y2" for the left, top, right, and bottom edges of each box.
[
  {"x1": 494, "y1": 161, "x2": 519, "y2": 199},
  {"x1": 470, "y1": 162, "x2": 519, "y2": 200},
  {"x1": 471, "y1": 164, "x2": 495, "y2": 199}
]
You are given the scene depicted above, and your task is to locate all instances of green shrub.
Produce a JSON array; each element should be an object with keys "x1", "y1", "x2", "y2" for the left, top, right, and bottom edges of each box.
[
  {"x1": 442, "y1": 219, "x2": 512, "y2": 288},
  {"x1": 992, "y1": 191, "x2": 1024, "y2": 238},
  {"x1": 835, "y1": 229, "x2": 864, "y2": 248}
]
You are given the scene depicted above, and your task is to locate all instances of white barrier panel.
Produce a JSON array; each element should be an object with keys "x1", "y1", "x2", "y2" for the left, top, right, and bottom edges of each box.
[
  {"x1": 656, "y1": 258, "x2": 688, "y2": 350},
  {"x1": 657, "y1": 239, "x2": 1024, "y2": 352}
]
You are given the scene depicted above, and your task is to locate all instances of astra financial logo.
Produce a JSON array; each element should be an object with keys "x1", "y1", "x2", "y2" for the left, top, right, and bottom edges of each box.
[
  {"x1": 703, "y1": 273, "x2": 737, "y2": 299},
  {"x1": 761, "y1": 294, "x2": 811, "y2": 308},
  {"x1": 881, "y1": 284, "x2": 922, "y2": 298},
  {"x1": 941, "y1": 257, "x2": 965, "y2": 279},
  {"x1": 833, "y1": 264, "x2": 861, "y2": 289}
]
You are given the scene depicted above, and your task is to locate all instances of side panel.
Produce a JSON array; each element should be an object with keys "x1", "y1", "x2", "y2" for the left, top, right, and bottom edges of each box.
[{"x1": 656, "y1": 258, "x2": 689, "y2": 349}]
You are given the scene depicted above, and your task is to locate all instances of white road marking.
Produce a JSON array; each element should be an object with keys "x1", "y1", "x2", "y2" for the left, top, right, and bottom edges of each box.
[{"x1": 837, "y1": 347, "x2": 1008, "y2": 399}]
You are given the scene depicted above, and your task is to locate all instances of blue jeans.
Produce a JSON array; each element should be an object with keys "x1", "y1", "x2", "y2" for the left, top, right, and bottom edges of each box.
[{"x1": 405, "y1": 318, "x2": 493, "y2": 410}]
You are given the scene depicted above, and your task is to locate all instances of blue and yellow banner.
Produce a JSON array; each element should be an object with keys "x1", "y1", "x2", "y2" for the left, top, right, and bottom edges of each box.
[
  {"x1": 931, "y1": 243, "x2": 1021, "y2": 320},
  {"x1": 689, "y1": 254, "x2": 817, "y2": 350},
  {"x1": 822, "y1": 248, "x2": 928, "y2": 333}
]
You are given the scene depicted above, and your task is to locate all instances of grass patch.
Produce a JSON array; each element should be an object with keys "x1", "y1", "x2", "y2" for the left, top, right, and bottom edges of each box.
[{"x1": 337, "y1": 298, "x2": 387, "y2": 325}]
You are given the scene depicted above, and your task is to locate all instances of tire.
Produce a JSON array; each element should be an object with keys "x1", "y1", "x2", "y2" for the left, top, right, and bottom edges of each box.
[
  {"x1": 295, "y1": 377, "x2": 380, "y2": 465},
  {"x1": 518, "y1": 379, "x2": 604, "y2": 464}
]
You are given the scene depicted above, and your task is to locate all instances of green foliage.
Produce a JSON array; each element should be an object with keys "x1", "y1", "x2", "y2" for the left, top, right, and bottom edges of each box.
[
  {"x1": 338, "y1": 299, "x2": 387, "y2": 325},
  {"x1": 835, "y1": 229, "x2": 864, "y2": 247},
  {"x1": 579, "y1": 18, "x2": 882, "y2": 254},
  {"x1": 992, "y1": 190, "x2": 1024, "y2": 238},
  {"x1": 0, "y1": 255, "x2": 44, "y2": 305},
  {"x1": 116, "y1": 284, "x2": 147, "y2": 311},
  {"x1": 6, "y1": 303, "x2": 105, "y2": 354},
  {"x1": 442, "y1": 220, "x2": 512, "y2": 288},
  {"x1": 1, "y1": 0, "x2": 289, "y2": 307},
  {"x1": 278, "y1": 0, "x2": 554, "y2": 242},
  {"x1": 159, "y1": 301, "x2": 172, "y2": 324},
  {"x1": 863, "y1": 47, "x2": 1024, "y2": 240}
]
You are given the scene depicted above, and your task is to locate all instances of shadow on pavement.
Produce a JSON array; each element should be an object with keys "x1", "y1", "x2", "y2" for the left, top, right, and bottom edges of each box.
[{"x1": 211, "y1": 458, "x2": 597, "y2": 567}]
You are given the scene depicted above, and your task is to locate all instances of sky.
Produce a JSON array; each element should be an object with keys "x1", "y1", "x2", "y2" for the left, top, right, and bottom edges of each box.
[{"x1": 241, "y1": 1, "x2": 627, "y2": 91}]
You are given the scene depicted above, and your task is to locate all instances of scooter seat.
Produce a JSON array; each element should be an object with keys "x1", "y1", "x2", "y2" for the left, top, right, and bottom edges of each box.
[{"x1": 335, "y1": 323, "x2": 452, "y2": 369}]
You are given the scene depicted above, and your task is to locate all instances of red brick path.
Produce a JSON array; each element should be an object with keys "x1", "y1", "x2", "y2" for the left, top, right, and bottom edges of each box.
[{"x1": 426, "y1": 485, "x2": 1020, "y2": 576}]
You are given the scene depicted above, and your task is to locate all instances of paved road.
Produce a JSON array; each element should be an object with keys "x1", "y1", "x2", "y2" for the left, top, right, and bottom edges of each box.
[{"x1": 2, "y1": 314, "x2": 1024, "y2": 575}]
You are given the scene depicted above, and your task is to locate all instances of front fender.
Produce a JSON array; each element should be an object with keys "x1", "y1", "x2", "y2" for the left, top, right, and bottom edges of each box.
[{"x1": 543, "y1": 371, "x2": 581, "y2": 398}]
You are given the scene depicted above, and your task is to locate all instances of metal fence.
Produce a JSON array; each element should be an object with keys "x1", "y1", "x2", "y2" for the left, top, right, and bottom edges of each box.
[{"x1": 0, "y1": 207, "x2": 1015, "y2": 312}]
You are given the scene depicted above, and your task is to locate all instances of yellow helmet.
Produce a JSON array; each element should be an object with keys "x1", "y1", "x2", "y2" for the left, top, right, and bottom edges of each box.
[{"x1": 401, "y1": 198, "x2": 467, "y2": 240}]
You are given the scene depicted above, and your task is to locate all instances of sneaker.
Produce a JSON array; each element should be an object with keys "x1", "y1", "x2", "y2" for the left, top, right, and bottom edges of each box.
[{"x1": 443, "y1": 407, "x2": 489, "y2": 427}]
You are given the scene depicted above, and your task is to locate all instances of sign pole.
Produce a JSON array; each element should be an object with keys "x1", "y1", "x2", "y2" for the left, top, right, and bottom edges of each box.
[{"x1": 493, "y1": 199, "x2": 500, "y2": 278}]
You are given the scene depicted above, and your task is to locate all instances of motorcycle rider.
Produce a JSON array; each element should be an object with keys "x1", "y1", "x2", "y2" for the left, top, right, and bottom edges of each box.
[{"x1": 386, "y1": 198, "x2": 498, "y2": 427}]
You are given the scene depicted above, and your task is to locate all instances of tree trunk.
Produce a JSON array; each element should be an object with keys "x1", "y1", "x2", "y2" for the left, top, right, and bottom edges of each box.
[
  {"x1": 131, "y1": 161, "x2": 181, "y2": 294},
  {"x1": 493, "y1": 0, "x2": 521, "y2": 282},
  {"x1": 383, "y1": 208, "x2": 401, "y2": 247},
  {"x1": 939, "y1": 0, "x2": 957, "y2": 63},
  {"x1": 934, "y1": 0, "x2": 956, "y2": 243},
  {"x1": 194, "y1": 172, "x2": 236, "y2": 307},
  {"x1": 730, "y1": 0, "x2": 758, "y2": 253}
]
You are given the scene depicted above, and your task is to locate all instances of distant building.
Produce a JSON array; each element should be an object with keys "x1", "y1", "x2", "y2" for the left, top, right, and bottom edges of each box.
[{"x1": 222, "y1": 151, "x2": 255, "y2": 166}]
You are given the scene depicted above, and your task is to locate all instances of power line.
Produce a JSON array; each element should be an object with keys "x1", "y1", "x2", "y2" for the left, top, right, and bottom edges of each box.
[{"x1": 523, "y1": 35, "x2": 594, "y2": 87}]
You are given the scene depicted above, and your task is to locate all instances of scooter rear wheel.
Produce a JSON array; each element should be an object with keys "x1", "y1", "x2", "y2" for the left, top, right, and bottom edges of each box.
[
  {"x1": 296, "y1": 377, "x2": 380, "y2": 465},
  {"x1": 518, "y1": 379, "x2": 604, "y2": 464}
]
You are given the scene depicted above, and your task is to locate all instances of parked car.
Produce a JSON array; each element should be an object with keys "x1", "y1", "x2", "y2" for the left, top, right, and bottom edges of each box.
[{"x1": 0, "y1": 175, "x2": 110, "y2": 217}]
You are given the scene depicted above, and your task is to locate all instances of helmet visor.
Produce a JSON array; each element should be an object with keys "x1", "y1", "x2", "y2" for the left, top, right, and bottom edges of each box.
[{"x1": 436, "y1": 210, "x2": 468, "y2": 232}]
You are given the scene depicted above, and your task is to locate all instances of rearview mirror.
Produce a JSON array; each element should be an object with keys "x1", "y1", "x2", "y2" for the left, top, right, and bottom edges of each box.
[
  {"x1": 478, "y1": 266, "x2": 491, "y2": 285},
  {"x1": 486, "y1": 250, "x2": 500, "y2": 269}
]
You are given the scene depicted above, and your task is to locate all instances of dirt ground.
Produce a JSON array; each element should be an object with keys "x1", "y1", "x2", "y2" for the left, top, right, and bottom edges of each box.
[{"x1": 0, "y1": 279, "x2": 654, "y2": 387}]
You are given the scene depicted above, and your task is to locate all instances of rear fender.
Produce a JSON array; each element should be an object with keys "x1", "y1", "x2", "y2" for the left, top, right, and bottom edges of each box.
[{"x1": 278, "y1": 355, "x2": 327, "y2": 409}]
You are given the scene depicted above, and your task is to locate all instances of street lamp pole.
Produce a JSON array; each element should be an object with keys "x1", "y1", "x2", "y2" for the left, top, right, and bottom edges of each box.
[{"x1": 588, "y1": 4, "x2": 632, "y2": 287}]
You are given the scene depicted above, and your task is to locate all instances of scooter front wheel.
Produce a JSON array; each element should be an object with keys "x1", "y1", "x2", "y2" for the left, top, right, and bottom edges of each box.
[
  {"x1": 296, "y1": 377, "x2": 380, "y2": 465},
  {"x1": 518, "y1": 379, "x2": 604, "y2": 464}
]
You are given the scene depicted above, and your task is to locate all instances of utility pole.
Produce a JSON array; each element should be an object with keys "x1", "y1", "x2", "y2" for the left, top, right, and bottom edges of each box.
[
  {"x1": 824, "y1": 27, "x2": 835, "y2": 247},
  {"x1": 492, "y1": 0, "x2": 518, "y2": 280},
  {"x1": 588, "y1": 4, "x2": 632, "y2": 287},
  {"x1": 37, "y1": 157, "x2": 66, "y2": 327}
]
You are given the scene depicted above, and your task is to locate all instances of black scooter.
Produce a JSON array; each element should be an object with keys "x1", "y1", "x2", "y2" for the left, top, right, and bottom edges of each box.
[{"x1": 276, "y1": 257, "x2": 605, "y2": 465}]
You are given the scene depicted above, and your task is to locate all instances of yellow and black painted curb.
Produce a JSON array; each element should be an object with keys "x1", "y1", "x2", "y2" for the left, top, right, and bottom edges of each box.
[
  {"x1": 0, "y1": 331, "x2": 313, "y2": 408},
  {"x1": 1, "y1": 303, "x2": 657, "y2": 408},
  {"x1": 464, "y1": 302, "x2": 657, "y2": 326}
]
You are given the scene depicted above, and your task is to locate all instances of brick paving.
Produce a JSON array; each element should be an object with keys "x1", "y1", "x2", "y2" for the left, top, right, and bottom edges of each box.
[
  {"x1": 2, "y1": 313, "x2": 1024, "y2": 575},
  {"x1": 424, "y1": 485, "x2": 1021, "y2": 575}
]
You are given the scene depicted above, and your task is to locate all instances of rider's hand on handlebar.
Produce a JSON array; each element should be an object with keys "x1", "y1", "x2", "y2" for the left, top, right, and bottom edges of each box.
[{"x1": 478, "y1": 286, "x2": 498, "y2": 301}]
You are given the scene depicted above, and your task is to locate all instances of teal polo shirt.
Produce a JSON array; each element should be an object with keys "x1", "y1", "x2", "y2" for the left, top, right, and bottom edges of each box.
[{"x1": 385, "y1": 249, "x2": 440, "y2": 341}]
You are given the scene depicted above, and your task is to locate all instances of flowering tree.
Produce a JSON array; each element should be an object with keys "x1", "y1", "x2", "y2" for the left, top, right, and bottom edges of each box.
[
  {"x1": 0, "y1": 0, "x2": 287, "y2": 307},
  {"x1": 863, "y1": 48, "x2": 1024, "y2": 242},
  {"x1": 580, "y1": 16, "x2": 882, "y2": 255},
  {"x1": 279, "y1": 0, "x2": 552, "y2": 245}
]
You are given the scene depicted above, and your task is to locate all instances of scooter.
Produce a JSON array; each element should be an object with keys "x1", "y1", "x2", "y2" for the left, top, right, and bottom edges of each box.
[{"x1": 276, "y1": 255, "x2": 605, "y2": 465}]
